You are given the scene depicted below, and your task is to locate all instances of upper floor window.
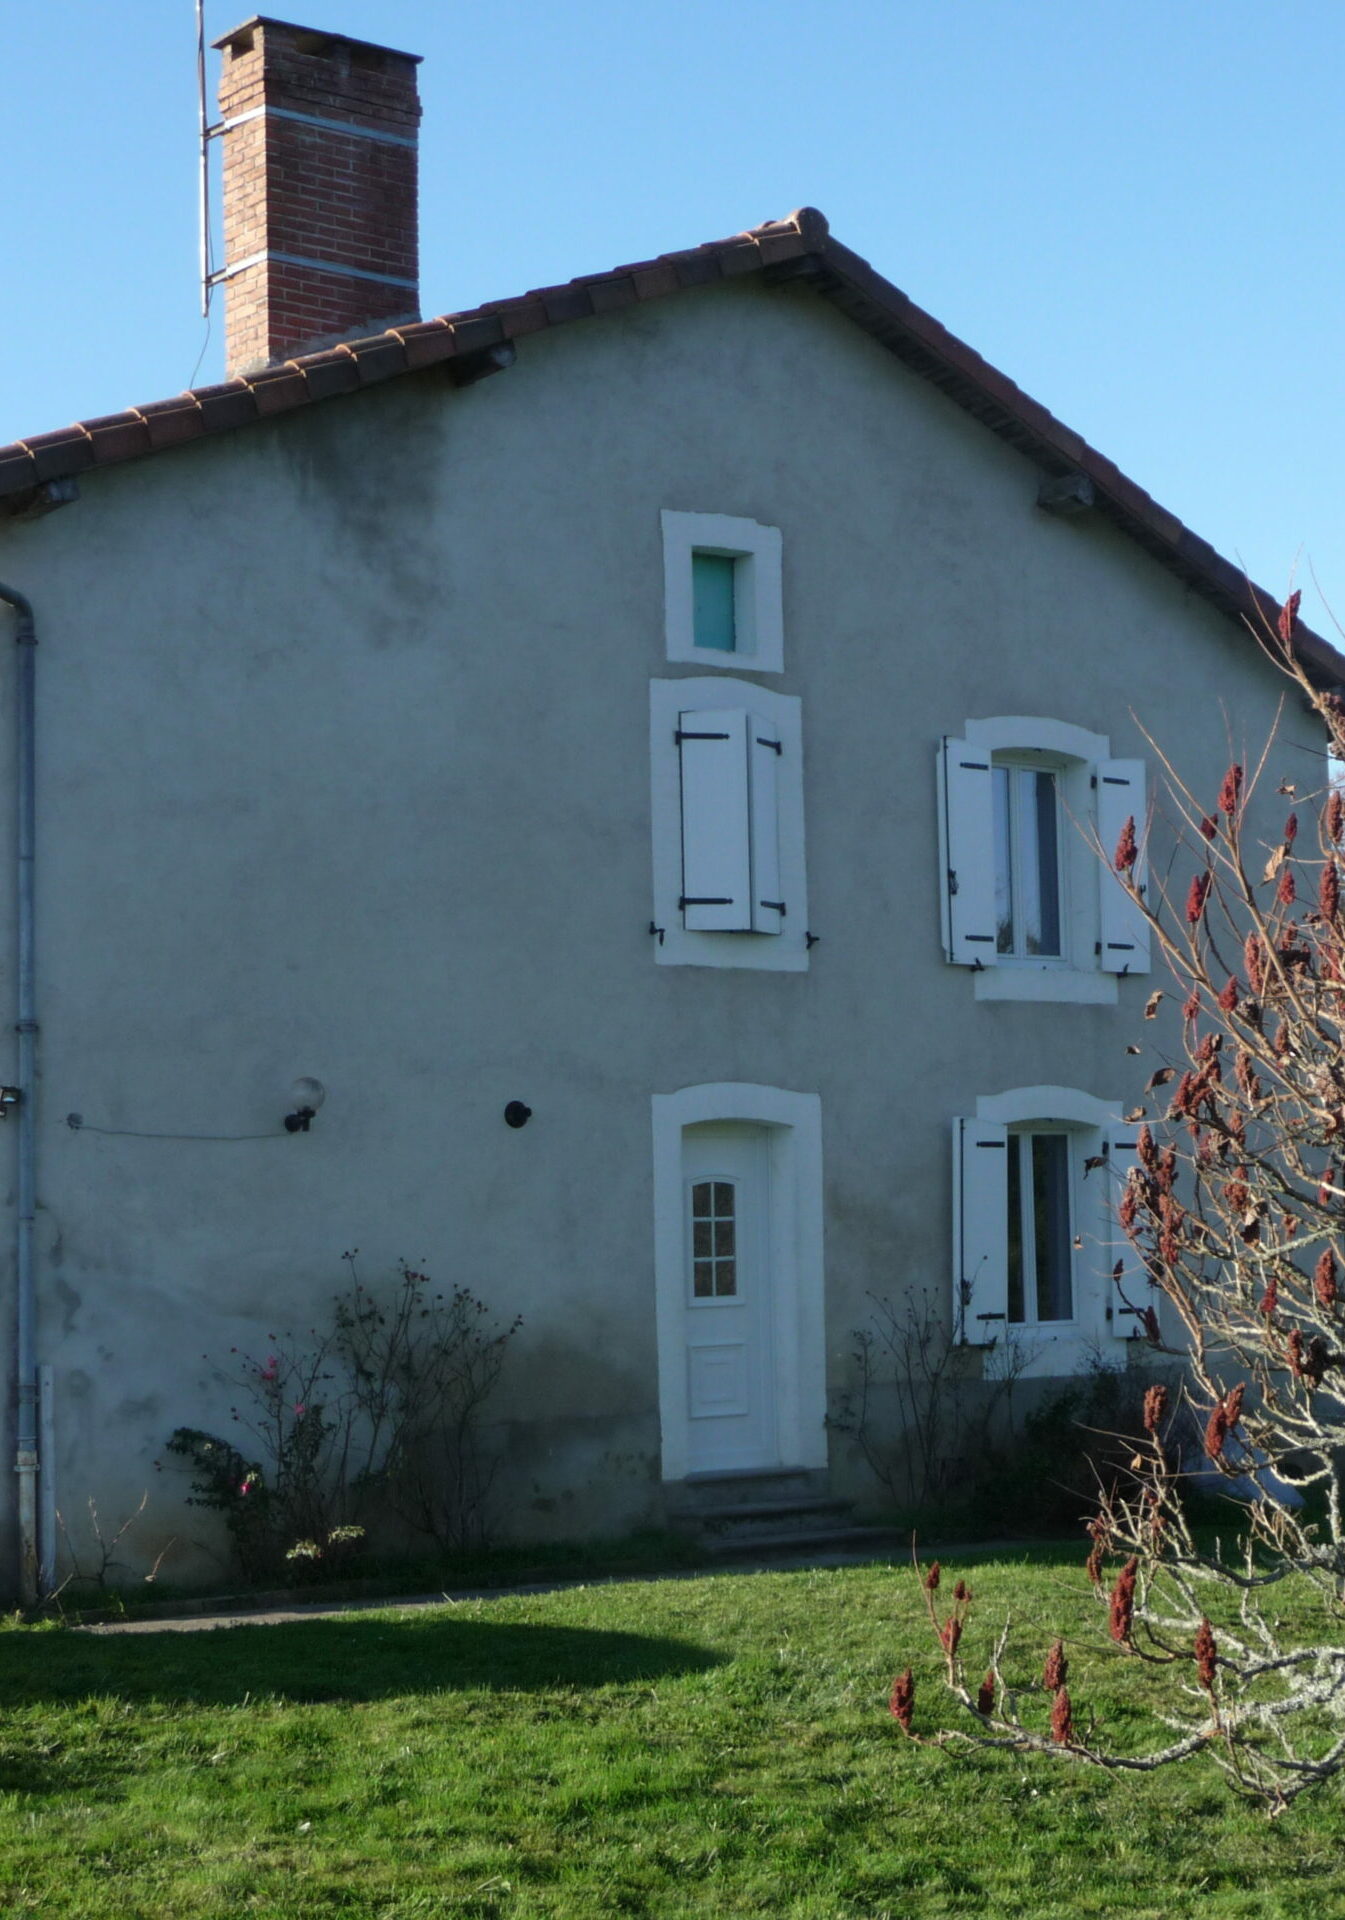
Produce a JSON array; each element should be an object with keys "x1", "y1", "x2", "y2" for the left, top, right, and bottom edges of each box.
[
  {"x1": 937, "y1": 717, "x2": 1149, "y2": 1003},
  {"x1": 662, "y1": 510, "x2": 784, "y2": 673},
  {"x1": 649, "y1": 677, "x2": 809, "y2": 971},
  {"x1": 993, "y1": 758, "x2": 1063, "y2": 959}
]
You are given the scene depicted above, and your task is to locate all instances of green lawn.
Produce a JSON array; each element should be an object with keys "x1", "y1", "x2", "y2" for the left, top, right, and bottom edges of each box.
[{"x1": 0, "y1": 1552, "x2": 1341, "y2": 1918}]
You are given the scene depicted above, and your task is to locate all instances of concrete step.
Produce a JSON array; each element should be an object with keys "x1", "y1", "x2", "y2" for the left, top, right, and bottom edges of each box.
[{"x1": 673, "y1": 1466, "x2": 831, "y2": 1514}]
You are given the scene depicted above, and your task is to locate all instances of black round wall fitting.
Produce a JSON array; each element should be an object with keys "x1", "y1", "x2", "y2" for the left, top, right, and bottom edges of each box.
[{"x1": 503, "y1": 1101, "x2": 532, "y2": 1129}]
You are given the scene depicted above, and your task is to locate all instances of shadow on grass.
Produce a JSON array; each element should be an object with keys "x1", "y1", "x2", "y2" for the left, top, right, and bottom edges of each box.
[{"x1": 0, "y1": 1613, "x2": 724, "y2": 1708}]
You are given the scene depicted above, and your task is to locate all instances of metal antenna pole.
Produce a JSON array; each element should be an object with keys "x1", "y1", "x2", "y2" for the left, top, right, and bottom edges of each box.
[{"x1": 197, "y1": 0, "x2": 210, "y2": 318}]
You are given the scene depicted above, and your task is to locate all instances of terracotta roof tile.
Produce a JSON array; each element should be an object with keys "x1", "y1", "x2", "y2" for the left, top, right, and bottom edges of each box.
[
  {"x1": 22, "y1": 427, "x2": 95, "y2": 483},
  {"x1": 82, "y1": 412, "x2": 154, "y2": 463},
  {"x1": 393, "y1": 320, "x2": 458, "y2": 371},
  {"x1": 135, "y1": 397, "x2": 208, "y2": 451},
  {"x1": 447, "y1": 314, "x2": 505, "y2": 356},
  {"x1": 480, "y1": 296, "x2": 549, "y2": 338},
  {"x1": 540, "y1": 285, "x2": 594, "y2": 325},
  {"x1": 630, "y1": 262, "x2": 682, "y2": 301},
  {"x1": 0, "y1": 205, "x2": 1336, "y2": 681},
  {"x1": 244, "y1": 365, "x2": 313, "y2": 416},
  {"x1": 191, "y1": 381, "x2": 262, "y2": 432},
  {"x1": 0, "y1": 452, "x2": 36, "y2": 493},
  {"x1": 297, "y1": 352, "x2": 362, "y2": 402},
  {"x1": 586, "y1": 275, "x2": 639, "y2": 315},
  {"x1": 343, "y1": 336, "x2": 407, "y2": 385}
]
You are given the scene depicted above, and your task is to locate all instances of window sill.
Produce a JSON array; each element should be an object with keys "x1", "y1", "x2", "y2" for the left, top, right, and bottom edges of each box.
[{"x1": 974, "y1": 966, "x2": 1117, "y2": 1006}]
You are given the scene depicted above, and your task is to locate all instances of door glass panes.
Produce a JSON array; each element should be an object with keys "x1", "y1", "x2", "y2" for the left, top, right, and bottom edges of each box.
[
  {"x1": 993, "y1": 762, "x2": 1062, "y2": 958},
  {"x1": 1007, "y1": 1132, "x2": 1073, "y2": 1324},
  {"x1": 690, "y1": 1179, "x2": 737, "y2": 1296},
  {"x1": 692, "y1": 552, "x2": 737, "y2": 652}
]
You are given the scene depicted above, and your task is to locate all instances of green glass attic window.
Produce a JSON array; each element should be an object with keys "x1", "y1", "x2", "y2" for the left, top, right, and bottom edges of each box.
[{"x1": 692, "y1": 551, "x2": 737, "y2": 652}]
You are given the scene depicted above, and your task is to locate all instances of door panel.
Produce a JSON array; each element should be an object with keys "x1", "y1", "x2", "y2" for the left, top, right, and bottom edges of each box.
[{"x1": 682, "y1": 1123, "x2": 776, "y2": 1471}]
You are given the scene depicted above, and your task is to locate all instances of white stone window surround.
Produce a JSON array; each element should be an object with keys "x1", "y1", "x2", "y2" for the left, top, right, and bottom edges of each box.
[
  {"x1": 661, "y1": 510, "x2": 785, "y2": 673},
  {"x1": 650, "y1": 676, "x2": 809, "y2": 971},
  {"x1": 954, "y1": 1085, "x2": 1143, "y2": 1379},
  {"x1": 938, "y1": 715, "x2": 1149, "y2": 1004},
  {"x1": 652, "y1": 1082, "x2": 826, "y2": 1483}
]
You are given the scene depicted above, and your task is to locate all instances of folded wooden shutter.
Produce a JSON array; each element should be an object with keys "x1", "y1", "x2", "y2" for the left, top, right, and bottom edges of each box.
[
  {"x1": 937, "y1": 739, "x2": 997, "y2": 966},
  {"x1": 952, "y1": 1118, "x2": 1009, "y2": 1344},
  {"x1": 749, "y1": 717, "x2": 784, "y2": 933},
  {"x1": 1102, "y1": 1130, "x2": 1146, "y2": 1340},
  {"x1": 1096, "y1": 760, "x2": 1150, "y2": 974},
  {"x1": 678, "y1": 708, "x2": 753, "y2": 929}
]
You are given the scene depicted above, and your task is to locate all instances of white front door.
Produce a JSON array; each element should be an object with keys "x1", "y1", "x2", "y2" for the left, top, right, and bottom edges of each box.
[{"x1": 681, "y1": 1123, "x2": 777, "y2": 1472}]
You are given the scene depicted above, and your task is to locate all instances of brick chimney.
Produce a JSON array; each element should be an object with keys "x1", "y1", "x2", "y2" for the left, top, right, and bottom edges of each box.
[{"x1": 212, "y1": 17, "x2": 422, "y2": 375}]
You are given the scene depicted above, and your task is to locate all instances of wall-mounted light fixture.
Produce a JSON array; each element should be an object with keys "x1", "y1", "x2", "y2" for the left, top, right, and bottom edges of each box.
[
  {"x1": 0, "y1": 1086, "x2": 22, "y2": 1119},
  {"x1": 285, "y1": 1077, "x2": 326, "y2": 1134},
  {"x1": 504, "y1": 1101, "x2": 532, "y2": 1129}
]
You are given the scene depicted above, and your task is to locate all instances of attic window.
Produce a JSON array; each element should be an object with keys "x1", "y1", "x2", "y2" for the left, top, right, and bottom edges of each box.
[
  {"x1": 692, "y1": 553, "x2": 738, "y2": 652},
  {"x1": 661, "y1": 511, "x2": 784, "y2": 674}
]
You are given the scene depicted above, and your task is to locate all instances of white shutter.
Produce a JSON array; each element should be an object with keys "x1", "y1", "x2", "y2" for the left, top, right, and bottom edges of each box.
[
  {"x1": 749, "y1": 717, "x2": 784, "y2": 934},
  {"x1": 1102, "y1": 1130, "x2": 1146, "y2": 1341},
  {"x1": 952, "y1": 1118, "x2": 1009, "y2": 1345},
  {"x1": 678, "y1": 709, "x2": 752, "y2": 930},
  {"x1": 1096, "y1": 759, "x2": 1150, "y2": 975},
  {"x1": 937, "y1": 739, "x2": 998, "y2": 966}
]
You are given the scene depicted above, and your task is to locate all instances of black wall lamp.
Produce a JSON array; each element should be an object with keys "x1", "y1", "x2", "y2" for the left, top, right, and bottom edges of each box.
[
  {"x1": 504, "y1": 1101, "x2": 532, "y2": 1129},
  {"x1": 285, "y1": 1077, "x2": 326, "y2": 1134}
]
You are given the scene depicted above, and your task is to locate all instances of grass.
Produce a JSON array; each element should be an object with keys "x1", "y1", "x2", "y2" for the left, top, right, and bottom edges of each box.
[{"x1": 1, "y1": 1548, "x2": 1342, "y2": 1918}]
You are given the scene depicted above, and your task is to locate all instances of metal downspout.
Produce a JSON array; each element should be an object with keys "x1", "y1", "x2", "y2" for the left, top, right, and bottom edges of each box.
[{"x1": 0, "y1": 581, "x2": 37, "y2": 1605}]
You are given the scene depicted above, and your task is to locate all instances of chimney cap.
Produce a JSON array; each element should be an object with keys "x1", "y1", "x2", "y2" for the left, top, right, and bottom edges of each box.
[{"x1": 211, "y1": 15, "x2": 423, "y2": 66}]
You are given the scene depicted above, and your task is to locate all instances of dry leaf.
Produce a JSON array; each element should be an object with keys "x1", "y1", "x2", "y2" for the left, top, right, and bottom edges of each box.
[
  {"x1": 1264, "y1": 844, "x2": 1287, "y2": 883},
  {"x1": 1125, "y1": 1106, "x2": 1147, "y2": 1122},
  {"x1": 1277, "y1": 781, "x2": 1298, "y2": 796},
  {"x1": 1083, "y1": 1155, "x2": 1107, "y2": 1175},
  {"x1": 1144, "y1": 990, "x2": 1163, "y2": 1019},
  {"x1": 1126, "y1": 1044, "x2": 1143, "y2": 1055},
  {"x1": 1146, "y1": 1067, "x2": 1176, "y2": 1091}
]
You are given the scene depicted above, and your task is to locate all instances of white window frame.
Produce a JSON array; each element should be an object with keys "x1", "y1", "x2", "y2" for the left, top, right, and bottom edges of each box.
[
  {"x1": 953, "y1": 1085, "x2": 1143, "y2": 1377},
  {"x1": 661, "y1": 510, "x2": 784, "y2": 673},
  {"x1": 937, "y1": 716, "x2": 1149, "y2": 1004},
  {"x1": 650, "y1": 677, "x2": 809, "y2": 971}
]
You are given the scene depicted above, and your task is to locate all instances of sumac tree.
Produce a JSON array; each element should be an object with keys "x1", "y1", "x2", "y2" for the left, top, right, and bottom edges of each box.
[{"x1": 900, "y1": 594, "x2": 1345, "y2": 1810}]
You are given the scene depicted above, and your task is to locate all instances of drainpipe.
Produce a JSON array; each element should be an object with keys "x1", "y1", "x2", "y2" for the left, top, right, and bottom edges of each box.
[{"x1": 0, "y1": 580, "x2": 37, "y2": 1605}]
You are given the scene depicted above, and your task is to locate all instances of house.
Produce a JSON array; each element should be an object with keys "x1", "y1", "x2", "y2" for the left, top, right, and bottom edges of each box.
[{"x1": 0, "y1": 17, "x2": 1339, "y2": 1599}]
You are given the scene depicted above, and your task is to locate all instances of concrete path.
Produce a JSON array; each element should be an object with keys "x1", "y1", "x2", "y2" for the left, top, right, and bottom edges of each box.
[{"x1": 77, "y1": 1537, "x2": 1055, "y2": 1634}]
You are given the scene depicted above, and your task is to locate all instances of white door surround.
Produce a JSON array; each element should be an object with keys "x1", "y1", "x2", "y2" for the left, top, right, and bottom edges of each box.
[{"x1": 652, "y1": 1083, "x2": 826, "y2": 1483}]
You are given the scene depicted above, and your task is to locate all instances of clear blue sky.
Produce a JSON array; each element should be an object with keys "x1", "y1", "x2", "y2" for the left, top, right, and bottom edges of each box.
[{"x1": 5, "y1": 1, "x2": 1342, "y2": 627}]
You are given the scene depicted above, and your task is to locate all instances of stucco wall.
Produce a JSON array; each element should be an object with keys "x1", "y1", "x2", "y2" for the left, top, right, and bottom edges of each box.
[{"x1": 0, "y1": 275, "x2": 1319, "y2": 1586}]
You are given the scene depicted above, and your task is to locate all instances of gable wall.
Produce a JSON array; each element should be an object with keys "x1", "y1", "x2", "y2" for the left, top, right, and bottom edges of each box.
[{"x1": 0, "y1": 277, "x2": 1316, "y2": 1576}]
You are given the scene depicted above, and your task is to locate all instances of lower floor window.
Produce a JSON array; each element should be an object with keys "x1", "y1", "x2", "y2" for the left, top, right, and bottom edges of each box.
[
  {"x1": 953, "y1": 1091, "x2": 1140, "y2": 1364},
  {"x1": 1007, "y1": 1130, "x2": 1073, "y2": 1323}
]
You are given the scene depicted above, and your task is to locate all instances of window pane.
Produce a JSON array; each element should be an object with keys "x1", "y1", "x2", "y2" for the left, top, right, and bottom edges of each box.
[
  {"x1": 713, "y1": 1182, "x2": 734, "y2": 1217},
  {"x1": 1032, "y1": 1134, "x2": 1073, "y2": 1321},
  {"x1": 1006, "y1": 1133, "x2": 1025, "y2": 1323},
  {"x1": 692, "y1": 553, "x2": 737, "y2": 652},
  {"x1": 993, "y1": 765, "x2": 1014, "y2": 954},
  {"x1": 693, "y1": 1219, "x2": 711, "y2": 1258},
  {"x1": 715, "y1": 1259, "x2": 736, "y2": 1297},
  {"x1": 693, "y1": 1260, "x2": 713, "y2": 1298},
  {"x1": 1029, "y1": 772, "x2": 1061, "y2": 956},
  {"x1": 691, "y1": 1182, "x2": 712, "y2": 1216},
  {"x1": 714, "y1": 1217, "x2": 735, "y2": 1257}
]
